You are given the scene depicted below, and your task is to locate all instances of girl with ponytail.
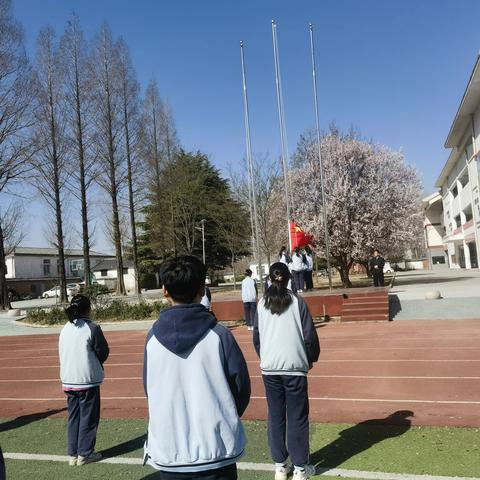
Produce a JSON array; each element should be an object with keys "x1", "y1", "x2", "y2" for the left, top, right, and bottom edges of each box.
[
  {"x1": 253, "y1": 262, "x2": 320, "y2": 480},
  {"x1": 59, "y1": 294, "x2": 109, "y2": 466}
]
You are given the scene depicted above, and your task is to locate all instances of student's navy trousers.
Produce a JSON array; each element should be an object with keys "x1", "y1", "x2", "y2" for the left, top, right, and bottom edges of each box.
[
  {"x1": 243, "y1": 302, "x2": 257, "y2": 327},
  {"x1": 158, "y1": 464, "x2": 237, "y2": 479},
  {"x1": 262, "y1": 375, "x2": 309, "y2": 467},
  {"x1": 292, "y1": 271, "x2": 305, "y2": 291},
  {"x1": 66, "y1": 386, "x2": 101, "y2": 457}
]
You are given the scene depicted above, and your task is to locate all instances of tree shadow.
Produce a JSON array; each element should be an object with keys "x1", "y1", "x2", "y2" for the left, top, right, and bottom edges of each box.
[
  {"x1": 389, "y1": 294, "x2": 401, "y2": 320},
  {"x1": 394, "y1": 276, "x2": 472, "y2": 286},
  {"x1": 99, "y1": 433, "x2": 146, "y2": 458},
  {"x1": 311, "y1": 410, "x2": 413, "y2": 471},
  {"x1": 0, "y1": 408, "x2": 67, "y2": 433}
]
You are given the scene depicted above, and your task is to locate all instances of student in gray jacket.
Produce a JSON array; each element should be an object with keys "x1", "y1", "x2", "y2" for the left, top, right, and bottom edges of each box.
[
  {"x1": 59, "y1": 295, "x2": 109, "y2": 466},
  {"x1": 253, "y1": 262, "x2": 320, "y2": 480},
  {"x1": 143, "y1": 256, "x2": 251, "y2": 479}
]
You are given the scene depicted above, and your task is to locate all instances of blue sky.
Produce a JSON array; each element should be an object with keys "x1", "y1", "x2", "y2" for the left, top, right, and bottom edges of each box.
[{"x1": 11, "y1": 0, "x2": 480, "y2": 251}]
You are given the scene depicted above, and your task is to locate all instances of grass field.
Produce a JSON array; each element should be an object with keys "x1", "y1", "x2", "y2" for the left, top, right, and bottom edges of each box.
[{"x1": 1, "y1": 417, "x2": 479, "y2": 479}]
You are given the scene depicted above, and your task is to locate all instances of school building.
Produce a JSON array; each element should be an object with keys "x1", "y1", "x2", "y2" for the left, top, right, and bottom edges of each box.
[{"x1": 428, "y1": 54, "x2": 480, "y2": 269}]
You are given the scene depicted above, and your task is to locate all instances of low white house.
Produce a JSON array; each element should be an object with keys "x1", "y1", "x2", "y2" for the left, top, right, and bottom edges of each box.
[
  {"x1": 6, "y1": 247, "x2": 113, "y2": 297},
  {"x1": 92, "y1": 259, "x2": 138, "y2": 294}
]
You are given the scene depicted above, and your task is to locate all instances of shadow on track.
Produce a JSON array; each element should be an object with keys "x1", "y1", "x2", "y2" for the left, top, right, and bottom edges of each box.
[
  {"x1": 311, "y1": 410, "x2": 413, "y2": 470},
  {"x1": 0, "y1": 408, "x2": 66, "y2": 433}
]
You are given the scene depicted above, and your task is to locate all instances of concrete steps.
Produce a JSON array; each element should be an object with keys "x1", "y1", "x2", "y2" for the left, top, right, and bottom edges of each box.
[{"x1": 340, "y1": 290, "x2": 389, "y2": 322}]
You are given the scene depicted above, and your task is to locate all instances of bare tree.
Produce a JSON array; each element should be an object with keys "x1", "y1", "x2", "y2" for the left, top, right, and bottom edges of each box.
[
  {"x1": 117, "y1": 38, "x2": 141, "y2": 294},
  {"x1": 1, "y1": 203, "x2": 24, "y2": 254},
  {"x1": 59, "y1": 13, "x2": 95, "y2": 286},
  {"x1": 90, "y1": 23, "x2": 126, "y2": 295},
  {"x1": 30, "y1": 27, "x2": 69, "y2": 302},
  {"x1": 0, "y1": 0, "x2": 32, "y2": 309}
]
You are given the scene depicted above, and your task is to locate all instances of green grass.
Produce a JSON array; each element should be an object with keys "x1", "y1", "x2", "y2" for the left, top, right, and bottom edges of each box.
[{"x1": 1, "y1": 417, "x2": 479, "y2": 479}]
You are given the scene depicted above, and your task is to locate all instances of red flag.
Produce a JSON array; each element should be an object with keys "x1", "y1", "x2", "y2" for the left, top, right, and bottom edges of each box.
[{"x1": 289, "y1": 221, "x2": 315, "y2": 250}]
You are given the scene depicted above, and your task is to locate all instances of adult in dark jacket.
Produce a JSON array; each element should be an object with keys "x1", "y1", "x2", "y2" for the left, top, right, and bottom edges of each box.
[{"x1": 369, "y1": 250, "x2": 385, "y2": 287}]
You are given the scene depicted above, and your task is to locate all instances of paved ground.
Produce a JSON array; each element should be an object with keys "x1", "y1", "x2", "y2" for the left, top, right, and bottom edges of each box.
[{"x1": 390, "y1": 269, "x2": 480, "y2": 320}]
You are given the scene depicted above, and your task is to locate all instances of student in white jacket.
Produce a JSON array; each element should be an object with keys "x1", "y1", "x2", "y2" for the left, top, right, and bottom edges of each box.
[{"x1": 241, "y1": 269, "x2": 257, "y2": 331}]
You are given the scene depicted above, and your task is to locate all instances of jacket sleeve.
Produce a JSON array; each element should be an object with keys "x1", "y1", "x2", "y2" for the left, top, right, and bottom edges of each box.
[
  {"x1": 297, "y1": 297, "x2": 320, "y2": 366},
  {"x1": 143, "y1": 328, "x2": 155, "y2": 397},
  {"x1": 213, "y1": 324, "x2": 251, "y2": 416},
  {"x1": 90, "y1": 323, "x2": 110, "y2": 365},
  {"x1": 253, "y1": 308, "x2": 260, "y2": 357}
]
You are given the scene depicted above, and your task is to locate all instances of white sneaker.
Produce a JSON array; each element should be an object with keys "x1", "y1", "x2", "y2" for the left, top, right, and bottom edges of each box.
[
  {"x1": 293, "y1": 464, "x2": 316, "y2": 479},
  {"x1": 77, "y1": 451, "x2": 102, "y2": 465},
  {"x1": 248, "y1": 326, "x2": 254, "y2": 331},
  {"x1": 275, "y1": 464, "x2": 293, "y2": 480},
  {"x1": 68, "y1": 456, "x2": 77, "y2": 466}
]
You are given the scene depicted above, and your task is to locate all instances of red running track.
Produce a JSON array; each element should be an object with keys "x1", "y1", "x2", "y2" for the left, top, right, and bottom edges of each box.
[{"x1": 1, "y1": 319, "x2": 480, "y2": 427}]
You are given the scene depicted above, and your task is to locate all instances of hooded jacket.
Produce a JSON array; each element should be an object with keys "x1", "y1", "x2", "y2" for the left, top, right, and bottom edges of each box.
[{"x1": 143, "y1": 304, "x2": 250, "y2": 473}]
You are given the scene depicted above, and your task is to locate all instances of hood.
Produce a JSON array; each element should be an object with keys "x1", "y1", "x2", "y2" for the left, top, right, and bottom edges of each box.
[{"x1": 152, "y1": 303, "x2": 217, "y2": 355}]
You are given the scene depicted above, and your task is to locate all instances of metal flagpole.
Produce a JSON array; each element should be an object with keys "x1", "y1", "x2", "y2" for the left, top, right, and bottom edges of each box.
[
  {"x1": 271, "y1": 20, "x2": 292, "y2": 251},
  {"x1": 240, "y1": 41, "x2": 263, "y2": 281},
  {"x1": 309, "y1": 23, "x2": 332, "y2": 291}
]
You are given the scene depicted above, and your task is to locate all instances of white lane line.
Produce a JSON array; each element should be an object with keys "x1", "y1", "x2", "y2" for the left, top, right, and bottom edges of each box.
[
  {"x1": 2, "y1": 396, "x2": 480, "y2": 405},
  {"x1": 3, "y1": 359, "x2": 480, "y2": 369},
  {"x1": 2, "y1": 375, "x2": 480, "y2": 383},
  {"x1": 3, "y1": 452, "x2": 480, "y2": 480}
]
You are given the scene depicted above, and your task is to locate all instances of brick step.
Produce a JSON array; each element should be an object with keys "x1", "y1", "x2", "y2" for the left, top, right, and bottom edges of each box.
[
  {"x1": 343, "y1": 293, "x2": 388, "y2": 299},
  {"x1": 342, "y1": 299, "x2": 389, "y2": 306},
  {"x1": 341, "y1": 313, "x2": 389, "y2": 322},
  {"x1": 342, "y1": 306, "x2": 389, "y2": 314}
]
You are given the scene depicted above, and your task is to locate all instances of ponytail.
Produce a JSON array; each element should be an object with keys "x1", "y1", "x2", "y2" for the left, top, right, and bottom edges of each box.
[
  {"x1": 264, "y1": 262, "x2": 293, "y2": 315},
  {"x1": 65, "y1": 294, "x2": 91, "y2": 323}
]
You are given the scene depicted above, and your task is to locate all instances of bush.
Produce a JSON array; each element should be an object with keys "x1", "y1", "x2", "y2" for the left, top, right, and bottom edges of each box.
[
  {"x1": 24, "y1": 299, "x2": 168, "y2": 325},
  {"x1": 27, "y1": 307, "x2": 68, "y2": 325},
  {"x1": 84, "y1": 284, "x2": 110, "y2": 304}
]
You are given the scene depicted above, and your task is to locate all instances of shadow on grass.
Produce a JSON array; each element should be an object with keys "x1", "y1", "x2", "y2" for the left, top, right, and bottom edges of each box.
[
  {"x1": 0, "y1": 408, "x2": 66, "y2": 433},
  {"x1": 311, "y1": 410, "x2": 413, "y2": 470},
  {"x1": 99, "y1": 433, "x2": 147, "y2": 458}
]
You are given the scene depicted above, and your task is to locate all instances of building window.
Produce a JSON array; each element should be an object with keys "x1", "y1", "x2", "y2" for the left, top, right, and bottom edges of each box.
[
  {"x1": 70, "y1": 259, "x2": 84, "y2": 275},
  {"x1": 100, "y1": 270, "x2": 108, "y2": 277},
  {"x1": 459, "y1": 170, "x2": 469, "y2": 188},
  {"x1": 452, "y1": 185, "x2": 458, "y2": 198},
  {"x1": 122, "y1": 268, "x2": 129, "y2": 275},
  {"x1": 43, "y1": 259, "x2": 50, "y2": 276},
  {"x1": 432, "y1": 256, "x2": 446, "y2": 265},
  {"x1": 454, "y1": 214, "x2": 461, "y2": 228},
  {"x1": 464, "y1": 208, "x2": 473, "y2": 223}
]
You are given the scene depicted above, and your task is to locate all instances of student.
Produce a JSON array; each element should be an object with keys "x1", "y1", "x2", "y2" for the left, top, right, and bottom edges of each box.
[
  {"x1": 59, "y1": 295, "x2": 109, "y2": 466},
  {"x1": 369, "y1": 249, "x2": 385, "y2": 287},
  {"x1": 241, "y1": 269, "x2": 257, "y2": 331},
  {"x1": 200, "y1": 285, "x2": 212, "y2": 311},
  {"x1": 291, "y1": 247, "x2": 306, "y2": 293},
  {"x1": 253, "y1": 262, "x2": 320, "y2": 480},
  {"x1": 303, "y1": 247, "x2": 314, "y2": 292},
  {"x1": 279, "y1": 246, "x2": 290, "y2": 265},
  {"x1": 143, "y1": 255, "x2": 251, "y2": 479}
]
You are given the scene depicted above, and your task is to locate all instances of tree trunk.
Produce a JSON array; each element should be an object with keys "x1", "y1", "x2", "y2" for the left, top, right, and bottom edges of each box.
[
  {"x1": 74, "y1": 66, "x2": 91, "y2": 287},
  {"x1": 336, "y1": 256, "x2": 353, "y2": 288},
  {"x1": 232, "y1": 249, "x2": 236, "y2": 290},
  {"x1": 123, "y1": 94, "x2": 140, "y2": 295},
  {"x1": 49, "y1": 78, "x2": 68, "y2": 303},
  {"x1": 0, "y1": 223, "x2": 10, "y2": 311},
  {"x1": 105, "y1": 88, "x2": 126, "y2": 296}
]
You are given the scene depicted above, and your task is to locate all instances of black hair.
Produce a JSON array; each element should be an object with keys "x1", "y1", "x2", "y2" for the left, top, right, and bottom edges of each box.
[
  {"x1": 279, "y1": 246, "x2": 286, "y2": 257},
  {"x1": 264, "y1": 262, "x2": 293, "y2": 315},
  {"x1": 305, "y1": 246, "x2": 312, "y2": 255},
  {"x1": 245, "y1": 269, "x2": 252, "y2": 276},
  {"x1": 160, "y1": 255, "x2": 206, "y2": 304},
  {"x1": 293, "y1": 247, "x2": 300, "y2": 255},
  {"x1": 65, "y1": 294, "x2": 91, "y2": 323}
]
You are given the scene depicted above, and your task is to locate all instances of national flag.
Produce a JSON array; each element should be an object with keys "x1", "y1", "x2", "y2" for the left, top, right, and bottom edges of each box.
[{"x1": 290, "y1": 221, "x2": 315, "y2": 250}]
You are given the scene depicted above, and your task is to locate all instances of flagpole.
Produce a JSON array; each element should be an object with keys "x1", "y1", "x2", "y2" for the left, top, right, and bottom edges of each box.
[
  {"x1": 271, "y1": 20, "x2": 292, "y2": 251},
  {"x1": 240, "y1": 41, "x2": 263, "y2": 281},
  {"x1": 309, "y1": 23, "x2": 332, "y2": 291}
]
